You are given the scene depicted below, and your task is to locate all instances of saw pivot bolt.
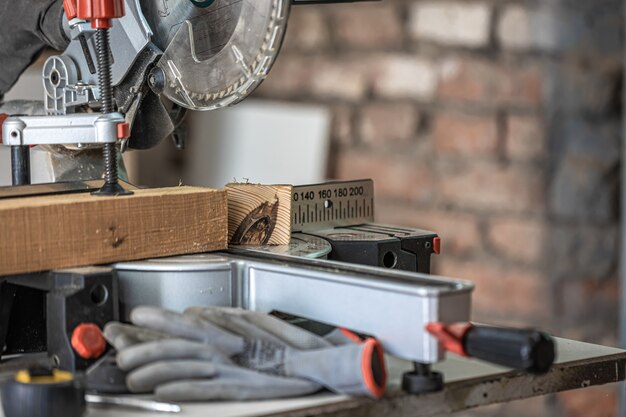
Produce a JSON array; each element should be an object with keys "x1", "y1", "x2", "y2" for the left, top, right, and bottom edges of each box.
[
  {"x1": 77, "y1": 0, "x2": 132, "y2": 196},
  {"x1": 148, "y1": 67, "x2": 166, "y2": 95}
]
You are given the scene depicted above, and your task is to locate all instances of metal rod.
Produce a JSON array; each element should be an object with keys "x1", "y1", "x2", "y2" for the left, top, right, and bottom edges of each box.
[
  {"x1": 413, "y1": 362, "x2": 432, "y2": 376},
  {"x1": 85, "y1": 394, "x2": 181, "y2": 413},
  {"x1": 97, "y1": 28, "x2": 116, "y2": 186},
  {"x1": 92, "y1": 28, "x2": 131, "y2": 196},
  {"x1": 10, "y1": 145, "x2": 30, "y2": 185}
]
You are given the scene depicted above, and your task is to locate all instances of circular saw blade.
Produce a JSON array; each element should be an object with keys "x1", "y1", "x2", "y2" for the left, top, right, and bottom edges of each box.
[{"x1": 141, "y1": 0, "x2": 290, "y2": 111}]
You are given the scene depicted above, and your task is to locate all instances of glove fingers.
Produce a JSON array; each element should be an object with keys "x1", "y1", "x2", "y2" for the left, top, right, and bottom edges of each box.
[
  {"x1": 244, "y1": 314, "x2": 331, "y2": 350},
  {"x1": 127, "y1": 360, "x2": 218, "y2": 393},
  {"x1": 185, "y1": 307, "x2": 331, "y2": 350},
  {"x1": 130, "y1": 306, "x2": 243, "y2": 355},
  {"x1": 155, "y1": 371, "x2": 321, "y2": 401},
  {"x1": 185, "y1": 307, "x2": 286, "y2": 346},
  {"x1": 185, "y1": 306, "x2": 246, "y2": 318},
  {"x1": 103, "y1": 322, "x2": 169, "y2": 350},
  {"x1": 116, "y1": 338, "x2": 231, "y2": 371}
]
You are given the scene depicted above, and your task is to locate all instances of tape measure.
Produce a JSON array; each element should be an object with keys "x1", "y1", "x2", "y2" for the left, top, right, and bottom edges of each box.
[
  {"x1": 1, "y1": 368, "x2": 85, "y2": 417},
  {"x1": 292, "y1": 179, "x2": 375, "y2": 232}
]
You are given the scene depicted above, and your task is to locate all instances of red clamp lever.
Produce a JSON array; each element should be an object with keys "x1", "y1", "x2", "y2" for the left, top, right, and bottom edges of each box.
[
  {"x1": 63, "y1": 0, "x2": 78, "y2": 19},
  {"x1": 426, "y1": 322, "x2": 473, "y2": 357},
  {"x1": 77, "y1": 0, "x2": 125, "y2": 29}
]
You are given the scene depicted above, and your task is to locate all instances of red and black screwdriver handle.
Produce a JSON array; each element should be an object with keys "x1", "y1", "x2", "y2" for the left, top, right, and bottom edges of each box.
[{"x1": 427, "y1": 322, "x2": 556, "y2": 374}]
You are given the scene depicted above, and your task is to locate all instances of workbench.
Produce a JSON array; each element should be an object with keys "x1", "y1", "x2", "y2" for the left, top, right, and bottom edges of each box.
[{"x1": 70, "y1": 338, "x2": 625, "y2": 417}]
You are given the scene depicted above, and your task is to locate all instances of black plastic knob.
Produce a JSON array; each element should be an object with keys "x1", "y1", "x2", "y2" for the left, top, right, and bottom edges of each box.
[{"x1": 464, "y1": 326, "x2": 555, "y2": 374}]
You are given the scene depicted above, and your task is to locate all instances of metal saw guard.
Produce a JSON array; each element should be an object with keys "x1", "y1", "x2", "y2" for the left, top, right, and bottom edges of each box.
[{"x1": 155, "y1": 0, "x2": 291, "y2": 111}]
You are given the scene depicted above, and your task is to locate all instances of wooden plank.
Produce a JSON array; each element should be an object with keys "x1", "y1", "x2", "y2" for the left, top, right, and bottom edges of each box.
[
  {"x1": 0, "y1": 186, "x2": 227, "y2": 276},
  {"x1": 226, "y1": 183, "x2": 292, "y2": 245}
]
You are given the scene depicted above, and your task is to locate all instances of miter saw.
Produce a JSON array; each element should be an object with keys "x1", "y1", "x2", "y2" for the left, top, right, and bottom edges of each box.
[
  {"x1": 2, "y1": 0, "x2": 305, "y2": 191},
  {"x1": 0, "y1": 0, "x2": 556, "y2": 396}
]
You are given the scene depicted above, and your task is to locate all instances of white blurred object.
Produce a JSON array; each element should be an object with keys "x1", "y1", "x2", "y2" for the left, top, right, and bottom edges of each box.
[
  {"x1": 3, "y1": 64, "x2": 43, "y2": 102},
  {"x1": 184, "y1": 100, "x2": 330, "y2": 187},
  {"x1": 1, "y1": 96, "x2": 331, "y2": 188},
  {"x1": 0, "y1": 148, "x2": 9, "y2": 186}
]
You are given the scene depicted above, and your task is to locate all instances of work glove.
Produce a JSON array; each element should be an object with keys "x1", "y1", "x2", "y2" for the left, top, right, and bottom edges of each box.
[{"x1": 104, "y1": 306, "x2": 386, "y2": 401}]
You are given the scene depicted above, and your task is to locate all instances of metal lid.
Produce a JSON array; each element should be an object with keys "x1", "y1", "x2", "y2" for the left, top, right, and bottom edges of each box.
[
  {"x1": 114, "y1": 253, "x2": 231, "y2": 272},
  {"x1": 234, "y1": 233, "x2": 332, "y2": 259}
]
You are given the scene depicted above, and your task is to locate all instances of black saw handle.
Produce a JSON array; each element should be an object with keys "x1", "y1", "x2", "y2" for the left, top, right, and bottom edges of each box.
[{"x1": 464, "y1": 325, "x2": 555, "y2": 374}]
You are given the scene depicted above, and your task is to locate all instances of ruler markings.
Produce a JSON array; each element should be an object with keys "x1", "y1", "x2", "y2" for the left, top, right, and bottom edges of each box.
[{"x1": 291, "y1": 180, "x2": 375, "y2": 231}]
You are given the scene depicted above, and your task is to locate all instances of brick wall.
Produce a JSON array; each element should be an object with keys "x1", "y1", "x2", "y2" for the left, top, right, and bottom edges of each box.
[{"x1": 255, "y1": 0, "x2": 623, "y2": 415}]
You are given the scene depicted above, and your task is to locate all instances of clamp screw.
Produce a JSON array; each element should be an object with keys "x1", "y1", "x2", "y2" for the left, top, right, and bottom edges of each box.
[
  {"x1": 80, "y1": 0, "x2": 132, "y2": 196},
  {"x1": 148, "y1": 67, "x2": 166, "y2": 95}
]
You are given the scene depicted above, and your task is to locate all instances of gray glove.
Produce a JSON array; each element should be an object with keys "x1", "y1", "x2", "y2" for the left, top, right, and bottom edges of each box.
[
  {"x1": 105, "y1": 335, "x2": 321, "y2": 401},
  {"x1": 104, "y1": 306, "x2": 386, "y2": 401}
]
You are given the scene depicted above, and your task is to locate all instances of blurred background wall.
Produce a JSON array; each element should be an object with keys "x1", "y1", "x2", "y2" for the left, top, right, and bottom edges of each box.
[{"x1": 253, "y1": 1, "x2": 623, "y2": 416}]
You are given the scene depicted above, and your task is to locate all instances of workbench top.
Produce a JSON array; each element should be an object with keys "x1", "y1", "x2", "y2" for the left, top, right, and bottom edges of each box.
[{"x1": 76, "y1": 338, "x2": 625, "y2": 417}]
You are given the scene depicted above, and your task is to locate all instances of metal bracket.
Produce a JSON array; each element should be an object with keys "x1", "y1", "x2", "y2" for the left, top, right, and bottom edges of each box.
[
  {"x1": 0, "y1": 268, "x2": 118, "y2": 372},
  {"x1": 2, "y1": 113, "x2": 125, "y2": 146}
]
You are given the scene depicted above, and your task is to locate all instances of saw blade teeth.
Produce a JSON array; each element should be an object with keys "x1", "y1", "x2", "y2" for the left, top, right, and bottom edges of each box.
[{"x1": 155, "y1": 0, "x2": 290, "y2": 110}]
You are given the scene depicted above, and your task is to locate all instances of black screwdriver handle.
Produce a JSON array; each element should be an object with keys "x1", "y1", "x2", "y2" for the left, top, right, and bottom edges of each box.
[{"x1": 464, "y1": 325, "x2": 556, "y2": 374}]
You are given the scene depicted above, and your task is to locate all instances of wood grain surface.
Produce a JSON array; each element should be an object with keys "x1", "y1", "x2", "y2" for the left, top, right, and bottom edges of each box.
[
  {"x1": 0, "y1": 186, "x2": 227, "y2": 276},
  {"x1": 226, "y1": 183, "x2": 292, "y2": 245}
]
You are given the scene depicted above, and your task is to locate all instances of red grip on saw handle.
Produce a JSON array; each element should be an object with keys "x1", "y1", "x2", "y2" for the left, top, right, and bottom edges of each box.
[
  {"x1": 77, "y1": 0, "x2": 125, "y2": 29},
  {"x1": 427, "y1": 322, "x2": 555, "y2": 374},
  {"x1": 64, "y1": 0, "x2": 78, "y2": 19}
]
